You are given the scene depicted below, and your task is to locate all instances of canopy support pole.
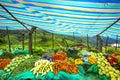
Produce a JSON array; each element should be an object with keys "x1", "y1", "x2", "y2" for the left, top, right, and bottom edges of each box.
[
  {"x1": 96, "y1": 35, "x2": 99, "y2": 50},
  {"x1": 6, "y1": 26, "x2": 11, "y2": 52},
  {"x1": 96, "y1": 35, "x2": 103, "y2": 52},
  {"x1": 115, "y1": 35, "x2": 118, "y2": 50},
  {"x1": 99, "y1": 36, "x2": 103, "y2": 52},
  {"x1": 63, "y1": 37, "x2": 69, "y2": 49},
  {"x1": 105, "y1": 36, "x2": 109, "y2": 53},
  {"x1": 0, "y1": 4, "x2": 30, "y2": 31},
  {"x1": 22, "y1": 34, "x2": 25, "y2": 50},
  {"x1": 87, "y1": 34, "x2": 89, "y2": 50},
  {"x1": 97, "y1": 18, "x2": 120, "y2": 35},
  {"x1": 73, "y1": 32, "x2": 75, "y2": 41},
  {"x1": 34, "y1": 29, "x2": 36, "y2": 49},
  {"x1": 52, "y1": 33, "x2": 55, "y2": 49},
  {"x1": 28, "y1": 27, "x2": 36, "y2": 54}
]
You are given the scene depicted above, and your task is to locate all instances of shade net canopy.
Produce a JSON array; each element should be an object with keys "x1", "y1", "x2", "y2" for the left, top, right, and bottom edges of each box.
[{"x1": 0, "y1": 0, "x2": 120, "y2": 38}]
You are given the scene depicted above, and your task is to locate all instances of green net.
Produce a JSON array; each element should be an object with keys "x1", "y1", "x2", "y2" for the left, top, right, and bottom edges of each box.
[
  {"x1": 87, "y1": 64, "x2": 98, "y2": 73},
  {"x1": 13, "y1": 65, "x2": 110, "y2": 80},
  {"x1": 15, "y1": 71, "x2": 36, "y2": 80}
]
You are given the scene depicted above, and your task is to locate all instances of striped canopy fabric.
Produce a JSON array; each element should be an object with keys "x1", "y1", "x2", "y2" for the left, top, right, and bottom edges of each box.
[{"x1": 0, "y1": 0, "x2": 120, "y2": 38}]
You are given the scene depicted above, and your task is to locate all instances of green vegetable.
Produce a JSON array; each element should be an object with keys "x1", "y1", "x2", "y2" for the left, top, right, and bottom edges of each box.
[
  {"x1": 12, "y1": 56, "x2": 40, "y2": 77},
  {"x1": 4, "y1": 55, "x2": 33, "y2": 72}
]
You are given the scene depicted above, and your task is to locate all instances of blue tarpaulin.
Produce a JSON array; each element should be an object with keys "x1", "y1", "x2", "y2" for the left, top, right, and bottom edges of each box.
[{"x1": 0, "y1": 0, "x2": 120, "y2": 38}]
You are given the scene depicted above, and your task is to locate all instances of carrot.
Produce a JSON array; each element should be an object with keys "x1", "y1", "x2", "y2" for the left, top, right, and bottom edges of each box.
[{"x1": 0, "y1": 59, "x2": 11, "y2": 69}]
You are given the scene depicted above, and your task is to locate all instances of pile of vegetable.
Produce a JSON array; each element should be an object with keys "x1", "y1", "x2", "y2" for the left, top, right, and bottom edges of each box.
[
  {"x1": 31, "y1": 60, "x2": 54, "y2": 77},
  {"x1": 92, "y1": 53, "x2": 120, "y2": 80},
  {"x1": 67, "y1": 57, "x2": 75, "y2": 63},
  {"x1": 12, "y1": 56, "x2": 40, "y2": 77},
  {"x1": 0, "y1": 59, "x2": 11, "y2": 69},
  {"x1": 4, "y1": 55, "x2": 33, "y2": 72},
  {"x1": 41, "y1": 55, "x2": 53, "y2": 62},
  {"x1": 75, "y1": 58, "x2": 83, "y2": 65},
  {"x1": 53, "y1": 60, "x2": 79, "y2": 74},
  {"x1": 52, "y1": 52, "x2": 67, "y2": 61},
  {"x1": 88, "y1": 56, "x2": 96, "y2": 64}
]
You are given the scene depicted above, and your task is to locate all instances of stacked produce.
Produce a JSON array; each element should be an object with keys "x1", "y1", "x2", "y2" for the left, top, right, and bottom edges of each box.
[
  {"x1": 88, "y1": 56, "x2": 96, "y2": 64},
  {"x1": 52, "y1": 52, "x2": 67, "y2": 61},
  {"x1": 31, "y1": 60, "x2": 54, "y2": 77},
  {"x1": 41, "y1": 55, "x2": 53, "y2": 62},
  {"x1": 67, "y1": 57, "x2": 75, "y2": 63},
  {"x1": 4, "y1": 55, "x2": 33, "y2": 72},
  {"x1": 53, "y1": 60, "x2": 78, "y2": 74},
  {"x1": 52, "y1": 51, "x2": 79, "y2": 75},
  {"x1": 12, "y1": 56, "x2": 40, "y2": 77},
  {"x1": 0, "y1": 59, "x2": 11, "y2": 69},
  {"x1": 105, "y1": 55, "x2": 120, "y2": 70},
  {"x1": 91, "y1": 53, "x2": 120, "y2": 80},
  {"x1": 75, "y1": 58, "x2": 83, "y2": 65}
]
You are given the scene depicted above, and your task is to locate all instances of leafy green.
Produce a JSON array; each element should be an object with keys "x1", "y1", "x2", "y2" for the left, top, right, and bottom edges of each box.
[{"x1": 12, "y1": 56, "x2": 40, "y2": 77}]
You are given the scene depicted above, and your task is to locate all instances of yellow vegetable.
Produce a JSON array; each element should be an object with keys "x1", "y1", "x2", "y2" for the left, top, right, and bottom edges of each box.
[{"x1": 75, "y1": 59, "x2": 83, "y2": 65}]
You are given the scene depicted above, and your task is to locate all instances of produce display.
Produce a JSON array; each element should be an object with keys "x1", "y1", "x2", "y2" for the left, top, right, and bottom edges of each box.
[
  {"x1": 12, "y1": 56, "x2": 40, "y2": 77},
  {"x1": 88, "y1": 56, "x2": 96, "y2": 64},
  {"x1": 0, "y1": 49, "x2": 120, "y2": 80},
  {"x1": 41, "y1": 55, "x2": 53, "y2": 62},
  {"x1": 75, "y1": 58, "x2": 83, "y2": 65},
  {"x1": 4, "y1": 55, "x2": 33, "y2": 72},
  {"x1": 0, "y1": 59, "x2": 11, "y2": 69},
  {"x1": 53, "y1": 60, "x2": 79, "y2": 74},
  {"x1": 31, "y1": 60, "x2": 54, "y2": 77},
  {"x1": 91, "y1": 53, "x2": 120, "y2": 80},
  {"x1": 52, "y1": 52, "x2": 67, "y2": 61},
  {"x1": 67, "y1": 57, "x2": 75, "y2": 63}
]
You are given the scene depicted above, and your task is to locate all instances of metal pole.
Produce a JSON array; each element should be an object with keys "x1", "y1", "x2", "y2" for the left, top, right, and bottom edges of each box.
[{"x1": 6, "y1": 26, "x2": 11, "y2": 52}]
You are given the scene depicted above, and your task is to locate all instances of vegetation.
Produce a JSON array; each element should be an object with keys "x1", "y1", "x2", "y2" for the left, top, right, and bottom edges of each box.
[{"x1": 0, "y1": 29, "x2": 120, "y2": 56}]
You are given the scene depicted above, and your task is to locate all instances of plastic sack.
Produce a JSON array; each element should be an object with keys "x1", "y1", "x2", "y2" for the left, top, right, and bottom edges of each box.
[{"x1": 0, "y1": 70, "x2": 15, "y2": 80}]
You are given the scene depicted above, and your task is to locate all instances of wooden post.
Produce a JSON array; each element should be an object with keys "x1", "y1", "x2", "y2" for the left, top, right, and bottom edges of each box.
[
  {"x1": 73, "y1": 32, "x2": 75, "y2": 41},
  {"x1": 87, "y1": 34, "x2": 89, "y2": 49},
  {"x1": 34, "y1": 29, "x2": 36, "y2": 49},
  {"x1": 28, "y1": 27, "x2": 36, "y2": 54},
  {"x1": 96, "y1": 35, "x2": 99, "y2": 50},
  {"x1": 6, "y1": 26, "x2": 11, "y2": 52},
  {"x1": 96, "y1": 35, "x2": 103, "y2": 52},
  {"x1": 105, "y1": 36, "x2": 109, "y2": 52},
  {"x1": 99, "y1": 36, "x2": 103, "y2": 52},
  {"x1": 63, "y1": 36, "x2": 68, "y2": 49},
  {"x1": 22, "y1": 34, "x2": 25, "y2": 50},
  {"x1": 52, "y1": 33, "x2": 55, "y2": 49},
  {"x1": 115, "y1": 35, "x2": 118, "y2": 50}
]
